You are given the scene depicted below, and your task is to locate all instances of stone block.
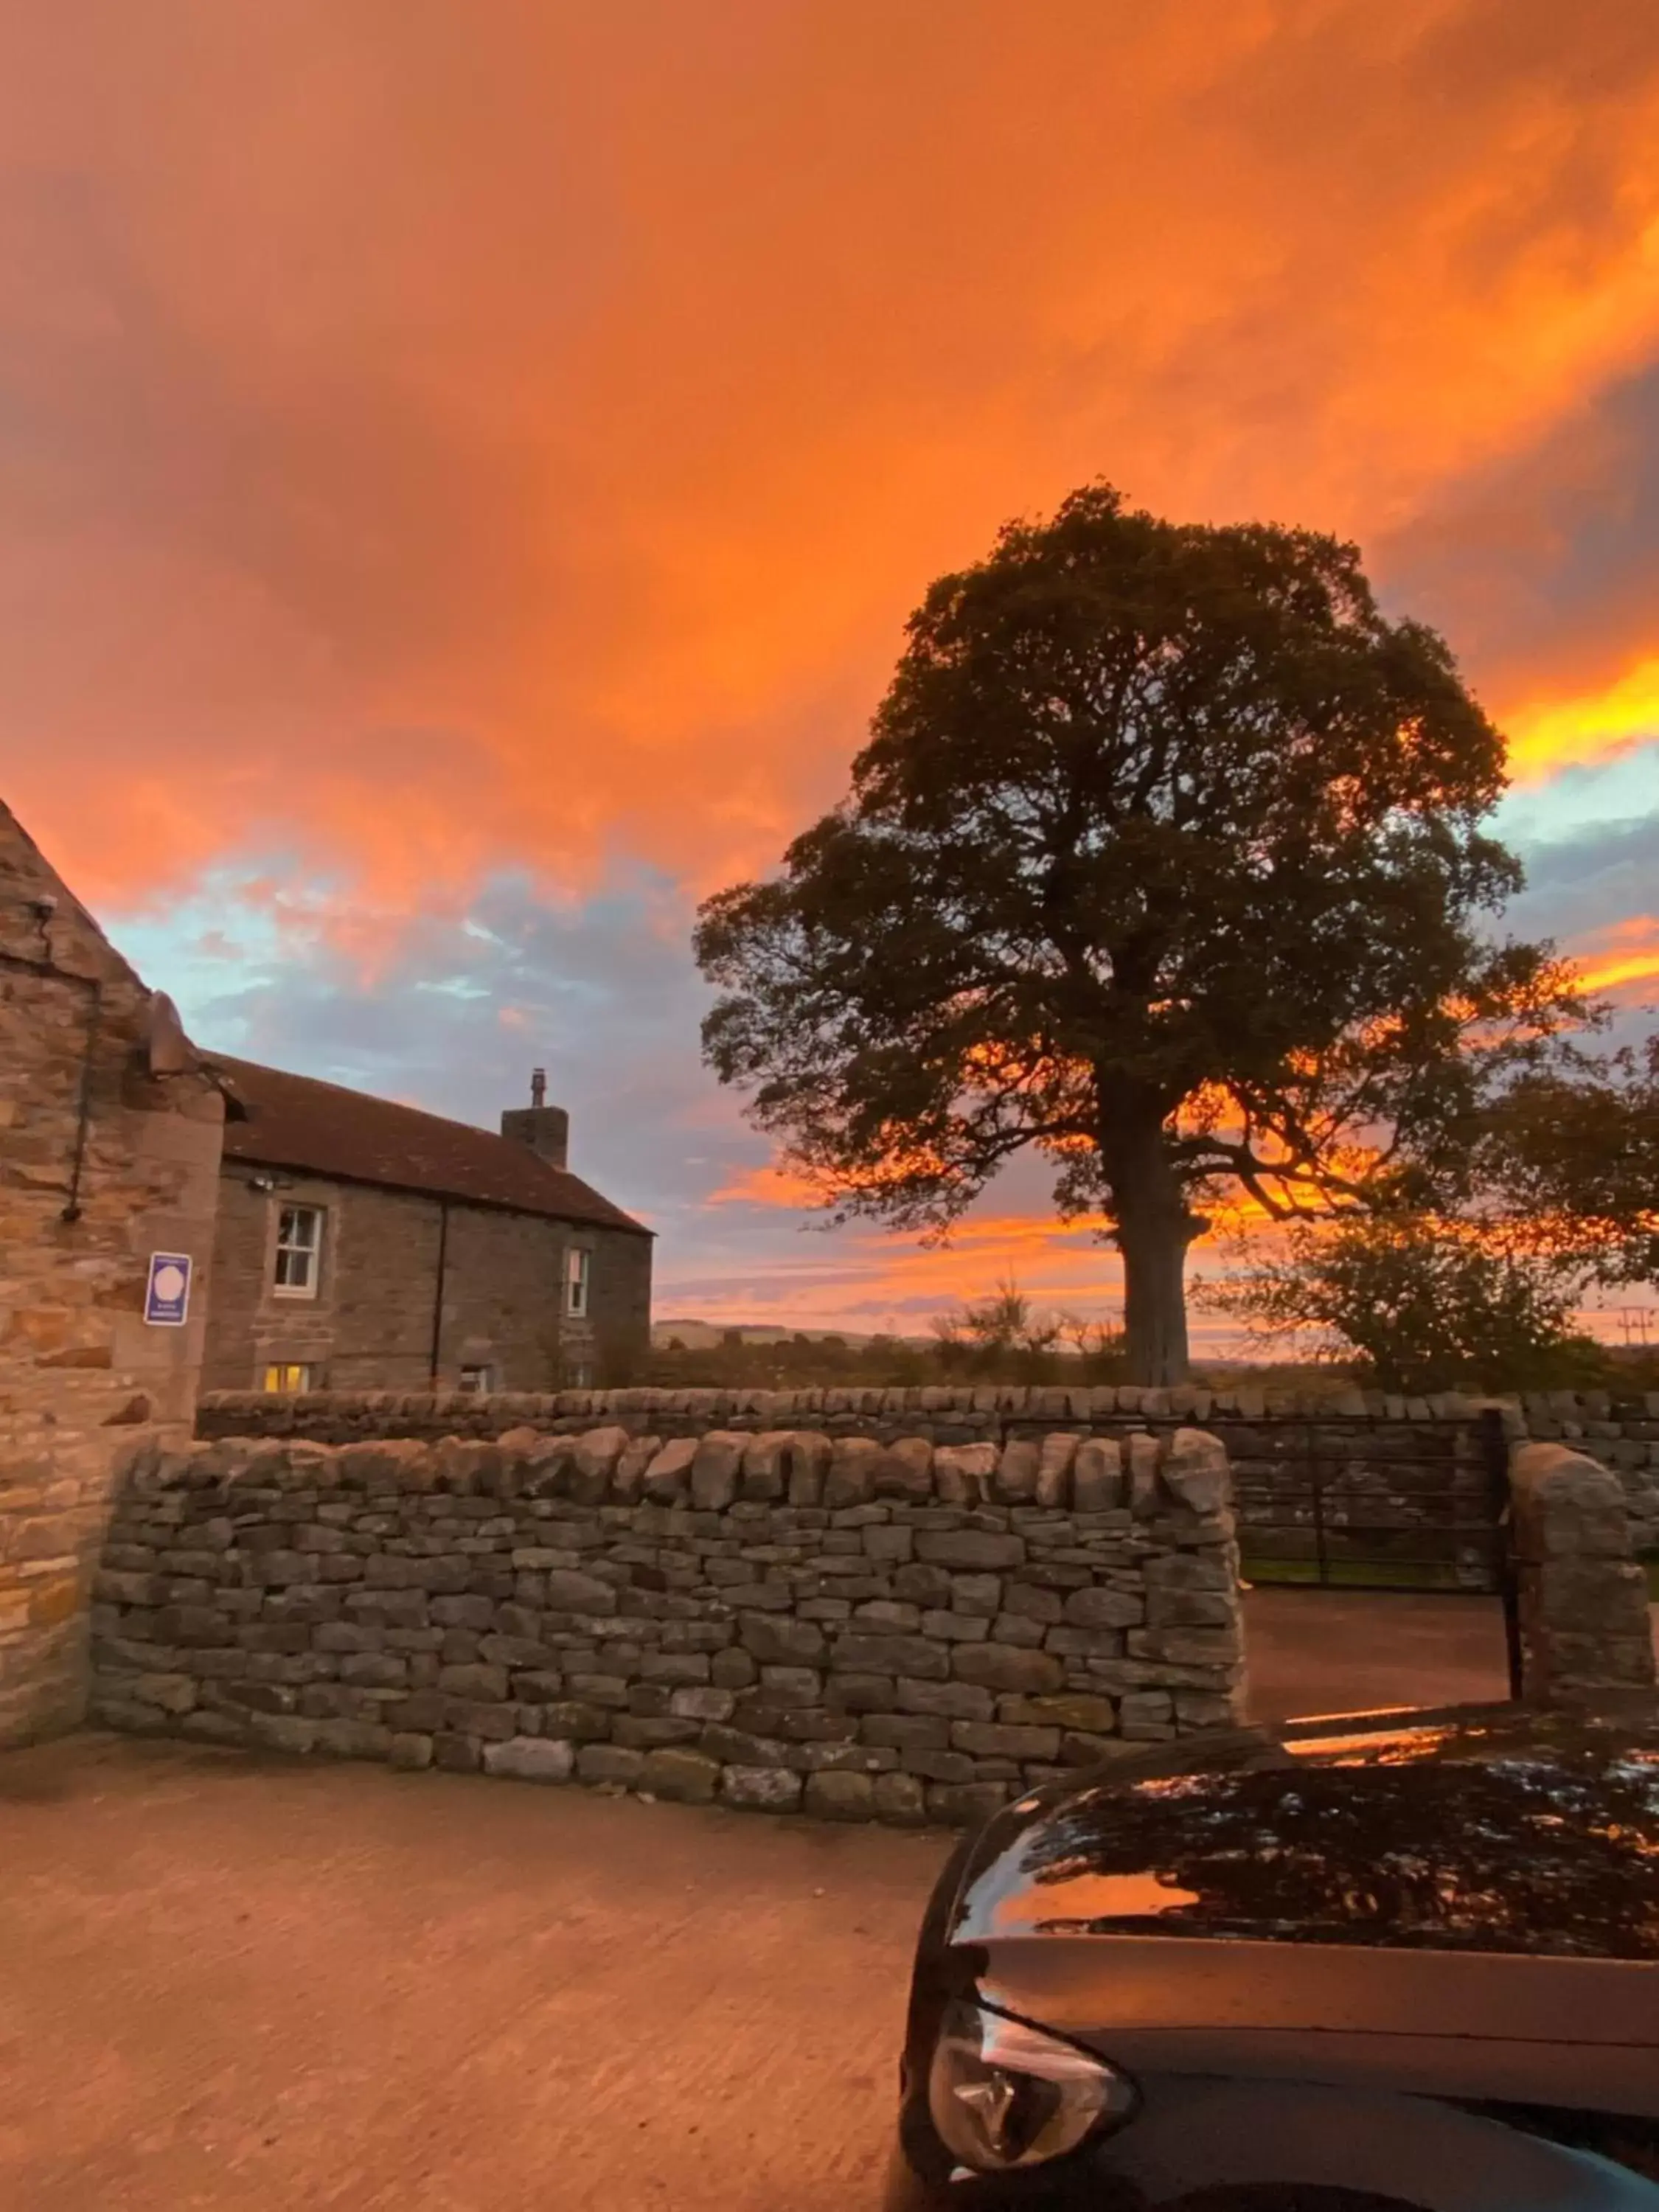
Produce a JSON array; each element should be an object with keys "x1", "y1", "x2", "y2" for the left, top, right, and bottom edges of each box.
[
  {"x1": 915, "y1": 1531, "x2": 1025, "y2": 1571},
  {"x1": 759, "y1": 1664, "x2": 821, "y2": 1702},
  {"x1": 437, "y1": 1662, "x2": 508, "y2": 1701},
  {"x1": 824, "y1": 1438, "x2": 882, "y2": 1507},
  {"x1": 1058, "y1": 1731, "x2": 1131, "y2": 1768},
  {"x1": 903, "y1": 1747, "x2": 977, "y2": 1783},
  {"x1": 484, "y1": 1736, "x2": 575, "y2": 1784},
  {"x1": 926, "y1": 1781, "x2": 1008, "y2": 1826},
  {"x1": 861, "y1": 1523, "x2": 914, "y2": 1562},
  {"x1": 640, "y1": 1747, "x2": 722, "y2": 1803},
  {"x1": 721, "y1": 1766, "x2": 804, "y2": 1813},
  {"x1": 1001, "y1": 1581, "x2": 1063, "y2": 1622},
  {"x1": 919, "y1": 1610, "x2": 990, "y2": 1642},
  {"x1": 801, "y1": 1739, "x2": 896, "y2": 1773},
  {"x1": 1034, "y1": 1433, "x2": 1080, "y2": 1507},
  {"x1": 737, "y1": 1430, "x2": 792, "y2": 1501},
  {"x1": 1141, "y1": 1627, "x2": 1242, "y2": 1666},
  {"x1": 611, "y1": 1715, "x2": 702, "y2": 1749},
  {"x1": 826, "y1": 1671, "x2": 897, "y2": 1714},
  {"x1": 933, "y1": 1444, "x2": 998, "y2": 1506},
  {"x1": 951, "y1": 1644, "x2": 1063, "y2": 1694},
  {"x1": 1062, "y1": 1586, "x2": 1145, "y2": 1630},
  {"x1": 852, "y1": 1599, "x2": 919, "y2": 1632},
  {"x1": 872, "y1": 1772, "x2": 928, "y2": 1826},
  {"x1": 339, "y1": 1653, "x2": 408, "y2": 1689},
  {"x1": 540, "y1": 1700, "x2": 616, "y2": 1742},
  {"x1": 669, "y1": 1686, "x2": 737, "y2": 1722},
  {"x1": 894, "y1": 1677, "x2": 995, "y2": 1721},
  {"x1": 740, "y1": 1613, "x2": 827, "y2": 1666},
  {"x1": 803, "y1": 1771, "x2": 876, "y2": 1821},
  {"x1": 1119, "y1": 1691, "x2": 1173, "y2": 1728},
  {"x1": 872, "y1": 1437, "x2": 934, "y2": 1500},
  {"x1": 1174, "y1": 1691, "x2": 1239, "y2": 1729},
  {"x1": 951, "y1": 1573, "x2": 1003, "y2": 1616},
  {"x1": 1146, "y1": 1588, "x2": 1237, "y2": 1630},
  {"x1": 949, "y1": 1720, "x2": 1060, "y2": 1760},
  {"x1": 543, "y1": 1570, "x2": 618, "y2": 1615},
  {"x1": 862, "y1": 1712, "x2": 947, "y2": 1750},
  {"x1": 1044, "y1": 1624, "x2": 1126, "y2": 1658},
  {"x1": 690, "y1": 1431, "x2": 747, "y2": 1511},
  {"x1": 1128, "y1": 1433, "x2": 1161, "y2": 1517},
  {"x1": 569, "y1": 1427, "x2": 630, "y2": 1502},
  {"x1": 698, "y1": 1723, "x2": 796, "y2": 1768},
  {"x1": 577, "y1": 1743, "x2": 645, "y2": 1784},
  {"x1": 313, "y1": 1719, "x2": 394, "y2": 1760},
  {"x1": 1161, "y1": 1428, "x2": 1230, "y2": 1516},
  {"x1": 132, "y1": 1671, "x2": 198, "y2": 1714},
  {"x1": 992, "y1": 1440, "x2": 1040, "y2": 1503},
  {"x1": 1072, "y1": 1438, "x2": 1124, "y2": 1513},
  {"x1": 643, "y1": 1439, "x2": 698, "y2": 1503},
  {"x1": 832, "y1": 1631, "x2": 948, "y2": 1680},
  {"x1": 998, "y1": 1693, "x2": 1116, "y2": 1733},
  {"x1": 892, "y1": 1562, "x2": 952, "y2": 1606}
]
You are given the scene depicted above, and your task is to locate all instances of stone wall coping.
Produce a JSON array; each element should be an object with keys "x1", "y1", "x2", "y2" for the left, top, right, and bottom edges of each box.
[
  {"x1": 124, "y1": 1422, "x2": 1233, "y2": 1522},
  {"x1": 192, "y1": 1381, "x2": 1639, "y2": 1426}
]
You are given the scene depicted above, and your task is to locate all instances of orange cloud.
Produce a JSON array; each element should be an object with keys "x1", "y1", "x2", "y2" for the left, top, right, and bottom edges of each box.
[
  {"x1": 6, "y1": 1, "x2": 1659, "y2": 916},
  {"x1": 1506, "y1": 661, "x2": 1659, "y2": 781},
  {"x1": 1573, "y1": 913, "x2": 1659, "y2": 996},
  {"x1": 705, "y1": 1164, "x2": 828, "y2": 1209}
]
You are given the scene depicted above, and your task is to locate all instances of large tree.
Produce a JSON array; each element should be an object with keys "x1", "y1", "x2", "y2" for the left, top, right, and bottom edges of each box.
[{"x1": 693, "y1": 485, "x2": 1587, "y2": 1382}]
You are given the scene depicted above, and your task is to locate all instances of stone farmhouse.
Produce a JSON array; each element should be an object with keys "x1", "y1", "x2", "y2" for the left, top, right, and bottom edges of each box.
[
  {"x1": 202, "y1": 1057, "x2": 653, "y2": 1396},
  {"x1": 1, "y1": 798, "x2": 653, "y2": 1743}
]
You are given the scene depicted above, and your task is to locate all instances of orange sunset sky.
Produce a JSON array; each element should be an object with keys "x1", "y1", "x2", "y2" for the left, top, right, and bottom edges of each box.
[{"x1": 3, "y1": 1, "x2": 1657, "y2": 1342}]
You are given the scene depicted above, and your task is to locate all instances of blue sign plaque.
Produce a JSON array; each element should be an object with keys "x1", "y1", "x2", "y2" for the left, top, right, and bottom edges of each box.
[{"x1": 144, "y1": 1251, "x2": 192, "y2": 1327}]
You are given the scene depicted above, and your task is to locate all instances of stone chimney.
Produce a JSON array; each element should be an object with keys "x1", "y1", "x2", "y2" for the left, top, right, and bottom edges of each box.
[{"x1": 501, "y1": 1068, "x2": 569, "y2": 1169}]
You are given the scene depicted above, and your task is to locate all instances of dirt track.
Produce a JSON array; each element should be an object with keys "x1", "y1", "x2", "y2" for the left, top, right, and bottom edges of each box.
[
  {"x1": 0, "y1": 1733, "x2": 946, "y2": 2211},
  {"x1": 7, "y1": 1597, "x2": 1653, "y2": 2208}
]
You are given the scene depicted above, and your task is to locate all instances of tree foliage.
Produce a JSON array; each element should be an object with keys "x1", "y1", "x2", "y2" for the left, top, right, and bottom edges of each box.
[
  {"x1": 931, "y1": 1275, "x2": 1128, "y2": 1382},
  {"x1": 694, "y1": 484, "x2": 1590, "y2": 1382},
  {"x1": 1470, "y1": 1034, "x2": 1659, "y2": 1288},
  {"x1": 1195, "y1": 1213, "x2": 1605, "y2": 1394}
]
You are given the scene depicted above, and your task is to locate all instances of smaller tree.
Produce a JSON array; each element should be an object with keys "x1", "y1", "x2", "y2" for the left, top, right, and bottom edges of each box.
[{"x1": 1197, "y1": 1214, "x2": 1603, "y2": 1394}]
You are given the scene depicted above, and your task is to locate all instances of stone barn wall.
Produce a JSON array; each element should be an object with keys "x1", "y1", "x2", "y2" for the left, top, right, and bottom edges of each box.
[
  {"x1": 1, "y1": 801, "x2": 223, "y2": 1747},
  {"x1": 89, "y1": 1422, "x2": 1243, "y2": 1826}
]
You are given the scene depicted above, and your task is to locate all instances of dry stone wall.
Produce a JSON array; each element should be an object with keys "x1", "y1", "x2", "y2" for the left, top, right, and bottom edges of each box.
[
  {"x1": 90, "y1": 1422, "x2": 1244, "y2": 1826},
  {"x1": 195, "y1": 1382, "x2": 1659, "y2": 1557}
]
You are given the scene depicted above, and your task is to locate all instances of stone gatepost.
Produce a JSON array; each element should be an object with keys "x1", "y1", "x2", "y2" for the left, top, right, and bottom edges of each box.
[{"x1": 1508, "y1": 1441, "x2": 1658, "y2": 1704}]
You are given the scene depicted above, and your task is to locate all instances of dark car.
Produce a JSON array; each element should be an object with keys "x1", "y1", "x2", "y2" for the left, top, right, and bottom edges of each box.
[{"x1": 886, "y1": 1695, "x2": 1659, "y2": 2211}]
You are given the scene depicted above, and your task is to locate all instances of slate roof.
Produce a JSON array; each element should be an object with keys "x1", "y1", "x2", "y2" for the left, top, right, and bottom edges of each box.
[{"x1": 208, "y1": 1054, "x2": 652, "y2": 1237}]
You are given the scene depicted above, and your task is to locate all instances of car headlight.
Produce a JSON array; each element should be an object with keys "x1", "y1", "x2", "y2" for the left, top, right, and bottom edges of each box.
[{"x1": 926, "y1": 1999, "x2": 1137, "y2": 2173}]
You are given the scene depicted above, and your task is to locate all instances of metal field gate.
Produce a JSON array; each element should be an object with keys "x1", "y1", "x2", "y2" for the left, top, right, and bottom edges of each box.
[{"x1": 1225, "y1": 1405, "x2": 1523, "y2": 1697}]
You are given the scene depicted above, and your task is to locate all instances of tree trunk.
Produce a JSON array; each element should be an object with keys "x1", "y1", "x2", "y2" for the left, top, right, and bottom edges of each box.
[{"x1": 1105, "y1": 1116, "x2": 1202, "y2": 1386}]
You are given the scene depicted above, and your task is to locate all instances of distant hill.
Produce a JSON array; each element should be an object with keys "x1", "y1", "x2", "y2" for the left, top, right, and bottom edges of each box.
[{"x1": 652, "y1": 1319, "x2": 933, "y2": 1350}]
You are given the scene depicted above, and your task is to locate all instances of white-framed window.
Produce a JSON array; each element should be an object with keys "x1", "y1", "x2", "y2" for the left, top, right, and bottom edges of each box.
[
  {"x1": 564, "y1": 1245, "x2": 591, "y2": 1318},
  {"x1": 273, "y1": 1204, "x2": 324, "y2": 1297},
  {"x1": 458, "y1": 1364, "x2": 495, "y2": 1394},
  {"x1": 262, "y1": 1362, "x2": 313, "y2": 1394}
]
